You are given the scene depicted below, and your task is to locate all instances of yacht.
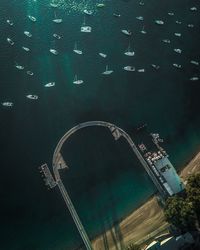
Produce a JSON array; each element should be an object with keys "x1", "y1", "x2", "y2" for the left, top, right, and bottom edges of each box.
[
  {"x1": 28, "y1": 15, "x2": 37, "y2": 22},
  {"x1": 26, "y1": 95, "x2": 38, "y2": 100},
  {"x1": 45, "y1": 82, "x2": 55, "y2": 87},
  {"x1": 27, "y1": 71, "x2": 34, "y2": 76},
  {"x1": 53, "y1": 33, "x2": 61, "y2": 39},
  {"x1": 175, "y1": 20, "x2": 182, "y2": 24},
  {"x1": 24, "y1": 31, "x2": 32, "y2": 37},
  {"x1": 102, "y1": 65, "x2": 113, "y2": 75},
  {"x1": 136, "y1": 16, "x2": 144, "y2": 21},
  {"x1": 140, "y1": 26, "x2": 147, "y2": 34},
  {"x1": 121, "y1": 29, "x2": 132, "y2": 36},
  {"x1": 162, "y1": 39, "x2": 171, "y2": 43},
  {"x1": 173, "y1": 63, "x2": 182, "y2": 68},
  {"x1": 2, "y1": 102, "x2": 13, "y2": 107},
  {"x1": 113, "y1": 13, "x2": 121, "y2": 17},
  {"x1": 151, "y1": 64, "x2": 160, "y2": 70},
  {"x1": 83, "y1": 10, "x2": 93, "y2": 15},
  {"x1": 190, "y1": 77, "x2": 199, "y2": 81},
  {"x1": 73, "y1": 42, "x2": 83, "y2": 54},
  {"x1": 124, "y1": 43, "x2": 135, "y2": 56},
  {"x1": 81, "y1": 17, "x2": 92, "y2": 32},
  {"x1": 15, "y1": 64, "x2": 24, "y2": 70},
  {"x1": 50, "y1": 49, "x2": 58, "y2": 55},
  {"x1": 155, "y1": 20, "x2": 164, "y2": 25},
  {"x1": 22, "y1": 46, "x2": 30, "y2": 52},
  {"x1": 53, "y1": 12, "x2": 63, "y2": 23},
  {"x1": 174, "y1": 33, "x2": 181, "y2": 37},
  {"x1": 190, "y1": 7, "x2": 197, "y2": 11},
  {"x1": 6, "y1": 19, "x2": 14, "y2": 26},
  {"x1": 138, "y1": 68, "x2": 145, "y2": 72},
  {"x1": 190, "y1": 60, "x2": 199, "y2": 66},
  {"x1": 123, "y1": 66, "x2": 135, "y2": 72},
  {"x1": 99, "y1": 53, "x2": 107, "y2": 58},
  {"x1": 73, "y1": 75, "x2": 83, "y2": 85},
  {"x1": 174, "y1": 48, "x2": 182, "y2": 54},
  {"x1": 7, "y1": 38, "x2": 14, "y2": 45},
  {"x1": 97, "y1": 3, "x2": 105, "y2": 8}
]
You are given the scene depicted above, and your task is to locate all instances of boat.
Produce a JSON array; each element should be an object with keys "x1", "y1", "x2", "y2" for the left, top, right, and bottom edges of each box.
[
  {"x1": 99, "y1": 53, "x2": 107, "y2": 58},
  {"x1": 15, "y1": 64, "x2": 24, "y2": 70},
  {"x1": 190, "y1": 60, "x2": 199, "y2": 66},
  {"x1": 173, "y1": 63, "x2": 182, "y2": 68},
  {"x1": 50, "y1": 49, "x2": 58, "y2": 55},
  {"x1": 81, "y1": 17, "x2": 92, "y2": 32},
  {"x1": 124, "y1": 43, "x2": 135, "y2": 56},
  {"x1": 138, "y1": 68, "x2": 145, "y2": 72},
  {"x1": 27, "y1": 71, "x2": 34, "y2": 76},
  {"x1": 140, "y1": 26, "x2": 147, "y2": 34},
  {"x1": 102, "y1": 65, "x2": 113, "y2": 75},
  {"x1": 175, "y1": 20, "x2": 182, "y2": 24},
  {"x1": 83, "y1": 10, "x2": 93, "y2": 15},
  {"x1": 121, "y1": 29, "x2": 132, "y2": 36},
  {"x1": 97, "y1": 3, "x2": 105, "y2": 8},
  {"x1": 53, "y1": 12, "x2": 62, "y2": 23},
  {"x1": 155, "y1": 20, "x2": 164, "y2": 25},
  {"x1": 136, "y1": 16, "x2": 144, "y2": 21},
  {"x1": 22, "y1": 46, "x2": 30, "y2": 52},
  {"x1": 113, "y1": 13, "x2": 121, "y2": 17},
  {"x1": 6, "y1": 19, "x2": 14, "y2": 26},
  {"x1": 174, "y1": 48, "x2": 182, "y2": 54},
  {"x1": 174, "y1": 33, "x2": 181, "y2": 37},
  {"x1": 2, "y1": 102, "x2": 13, "y2": 107},
  {"x1": 28, "y1": 15, "x2": 37, "y2": 22},
  {"x1": 151, "y1": 64, "x2": 160, "y2": 70},
  {"x1": 139, "y1": 1, "x2": 144, "y2": 5},
  {"x1": 190, "y1": 7, "x2": 197, "y2": 11},
  {"x1": 168, "y1": 12, "x2": 174, "y2": 16},
  {"x1": 73, "y1": 75, "x2": 83, "y2": 85},
  {"x1": 162, "y1": 39, "x2": 171, "y2": 43},
  {"x1": 73, "y1": 42, "x2": 83, "y2": 54},
  {"x1": 123, "y1": 66, "x2": 135, "y2": 72},
  {"x1": 45, "y1": 82, "x2": 55, "y2": 87},
  {"x1": 50, "y1": 2, "x2": 59, "y2": 8},
  {"x1": 188, "y1": 24, "x2": 194, "y2": 28},
  {"x1": 190, "y1": 77, "x2": 199, "y2": 81},
  {"x1": 26, "y1": 95, "x2": 38, "y2": 100},
  {"x1": 24, "y1": 31, "x2": 32, "y2": 37},
  {"x1": 7, "y1": 38, "x2": 14, "y2": 45},
  {"x1": 53, "y1": 33, "x2": 61, "y2": 39}
]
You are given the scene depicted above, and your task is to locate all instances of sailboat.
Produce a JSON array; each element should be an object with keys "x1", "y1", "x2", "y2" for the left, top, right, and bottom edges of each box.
[
  {"x1": 45, "y1": 82, "x2": 55, "y2": 87},
  {"x1": 102, "y1": 65, "x2": 113, "y2": 75},
  {"x1": 73, "y1": 42, "x2": 83, "y2": 54},
  {"x1": 73, "y1": 75, "x2": 83, "y2": 85},
  {"x1": 140, "y1": 26, "x2": 147, "y2": 34},
  {"x1": 53, "y1": 12, "x2": 62, "y2": 23},
  {"x1": 99, "y1": 53, "x2": 107, "y2": 58},
  {"x1": 50, "y1": 49, "x2": 58, "y2": 55},
  {"x1": 124, "y1": 43, "x2": 135, "y2": 56},
  {"x1": 81, "y1": 17, "x2": 92, "y2": 32},
  {"x1": 28, "y1": 15, "x2": 37, "y2": 22}
]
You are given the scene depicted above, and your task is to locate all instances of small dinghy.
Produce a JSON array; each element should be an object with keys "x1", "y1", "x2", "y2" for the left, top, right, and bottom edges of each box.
[{"x1": 73, "y1": 75, "x2": 83, "y2": 85}]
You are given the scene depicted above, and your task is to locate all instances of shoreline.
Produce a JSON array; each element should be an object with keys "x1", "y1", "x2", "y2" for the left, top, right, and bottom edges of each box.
[{"x1": 92, "y1": 151, "x2": 200, "y2": 250}]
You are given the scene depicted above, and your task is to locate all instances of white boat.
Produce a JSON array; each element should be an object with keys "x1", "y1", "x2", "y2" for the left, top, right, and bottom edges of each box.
[
  {"x1": 45, "y1": 82, "x2": 55, "y2": 87},
  {"x1": 139, "y1": 1, "x2": 144, "y2": 5},
  {"x1": 15, "y1": 64, "x2": 24, "y2": 70},
  {"x1": 2, "y1": 102, "x2": 13, "y2": 107},
  {"x1": 190, "y1": 77, "x2": 199, "y2": 81},
  {"x1": 27, "y1": 71, "x2": 34, "y2": 76},
  {"x1": 190, "y1": 7, "x2": 197, "y2": 11},
  {"x1": 28, "y1": 15, "x2": 37, "y2": 22},
  {"x1": 22, "y1": 46, "x2": 30, "y2": 52},
  {"x1": 155, "y1": 20, "x2": 164, "y2": 25},
  {"x1": 81, "y1": 17, "x2": 92, "y2": 32},
  {"x1": 50, "y1": 49, "x2": 58, "y2": 55},
  {"x1": 188, "y1": 24, "x2": 194, "y2": 28},
  {"x1": 174, "y1": 33, "x2": 181, "y2": 37},
  {"x1": 174, "y1": 48, "x2": 182, "y2": 54},
  {"x1": 53, "y1": 33, "x2": 61, "y2": 39},
  {"x1": 50, "y1": 2, "x2": 59, "y2": 8},
  {"x1": 53, "y1": 12, "x2": 62, "y2": 23},
  {"x1": 190, "y1": 60, "x2": 199, "y2": 66},
  {"x1": 124, "y1": 43, "x2": 135, "y2": 56},
  {"x1": 168, "y1": 12, "x2": 174, "y2": 16},
  {"x1": 162, "y1": 39, "x2": 171, "y2": 43},
  {"x1": 26, "y1": 95, "x2": 38, "y2": 100},
  {"x1": 138, "y1": 68, "x2": 145, "y2": 72},
  {"x1": 83, "y1": 10, "x2": 93, "y2": 15},
  {"x1": 140, "y1": 26, "x2": 147, "y2": 34},
  {"x1": 99, "y1": 53, "x2": 107, "y2": 58},
  {"x1": 113, "y1": 13, "x2": 121, "y2": 17},
  {"x1": 136, "y1": 16, "x2": 144, "y2": 21},
  {"x1": 6, "y1": 19, "x2": 14, "y2": 26},
  {"x1": 151, "y1": 64, "x2": 160, "y2": 70},
  {"x1": 24, "y1": 31, "x2": 32, "y2": 37},
  {"x1": 123, "y1": 66, "x2": 135, "y2": 72},
  {"x1": 97, "y1": 3, "x2": 105, "y2": 8},
  {"x1": 173, "y1": 63, "x2": 182, "y2": 68},
  {"x1": 73, "y1": 75, "x2": 83, "y2": 85},
  {"x1": 73, "y1": 42, "x2": 83, "y2": 54},
  {"x1": 175, "y1": 20, "x2": 182, "y2": 24},
  {"x1": 102, "y1": 65, "x2": 113, "y2": 75},
  {"x1": 7, "y1": 38, "x2": 14, "y2": 45},
  {"x1": 121, "y1": 29, "x2": 132, "y2": 36}
]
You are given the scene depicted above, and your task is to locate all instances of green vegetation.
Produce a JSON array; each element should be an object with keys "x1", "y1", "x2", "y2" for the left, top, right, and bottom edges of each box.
[
  {"x1": 164, "y1": 173, "x2": 200, "y2": 232},
  {"x1": 125, "y1": 243, "x2": 140, "y2": 250}
]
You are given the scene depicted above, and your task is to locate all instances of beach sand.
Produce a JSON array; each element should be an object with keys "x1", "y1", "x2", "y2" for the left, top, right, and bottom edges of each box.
[{"x1": 92, "y1": 152, "x2": 200, "y2": 250}]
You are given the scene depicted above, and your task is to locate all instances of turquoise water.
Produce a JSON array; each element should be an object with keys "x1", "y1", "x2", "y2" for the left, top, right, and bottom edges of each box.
[{"x1": 1, "y1": 0, "x2": 200, "y2": 249}]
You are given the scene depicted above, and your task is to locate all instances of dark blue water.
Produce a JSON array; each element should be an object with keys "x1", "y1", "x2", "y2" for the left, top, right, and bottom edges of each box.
[{"x1": 1, "y1": 0, "x2": 200, "y2": 249}]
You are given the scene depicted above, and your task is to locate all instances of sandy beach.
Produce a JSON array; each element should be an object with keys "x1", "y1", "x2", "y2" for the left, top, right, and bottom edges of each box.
[{"x1": 92, "y1": 152, "x2": 200, "y2": 250}]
